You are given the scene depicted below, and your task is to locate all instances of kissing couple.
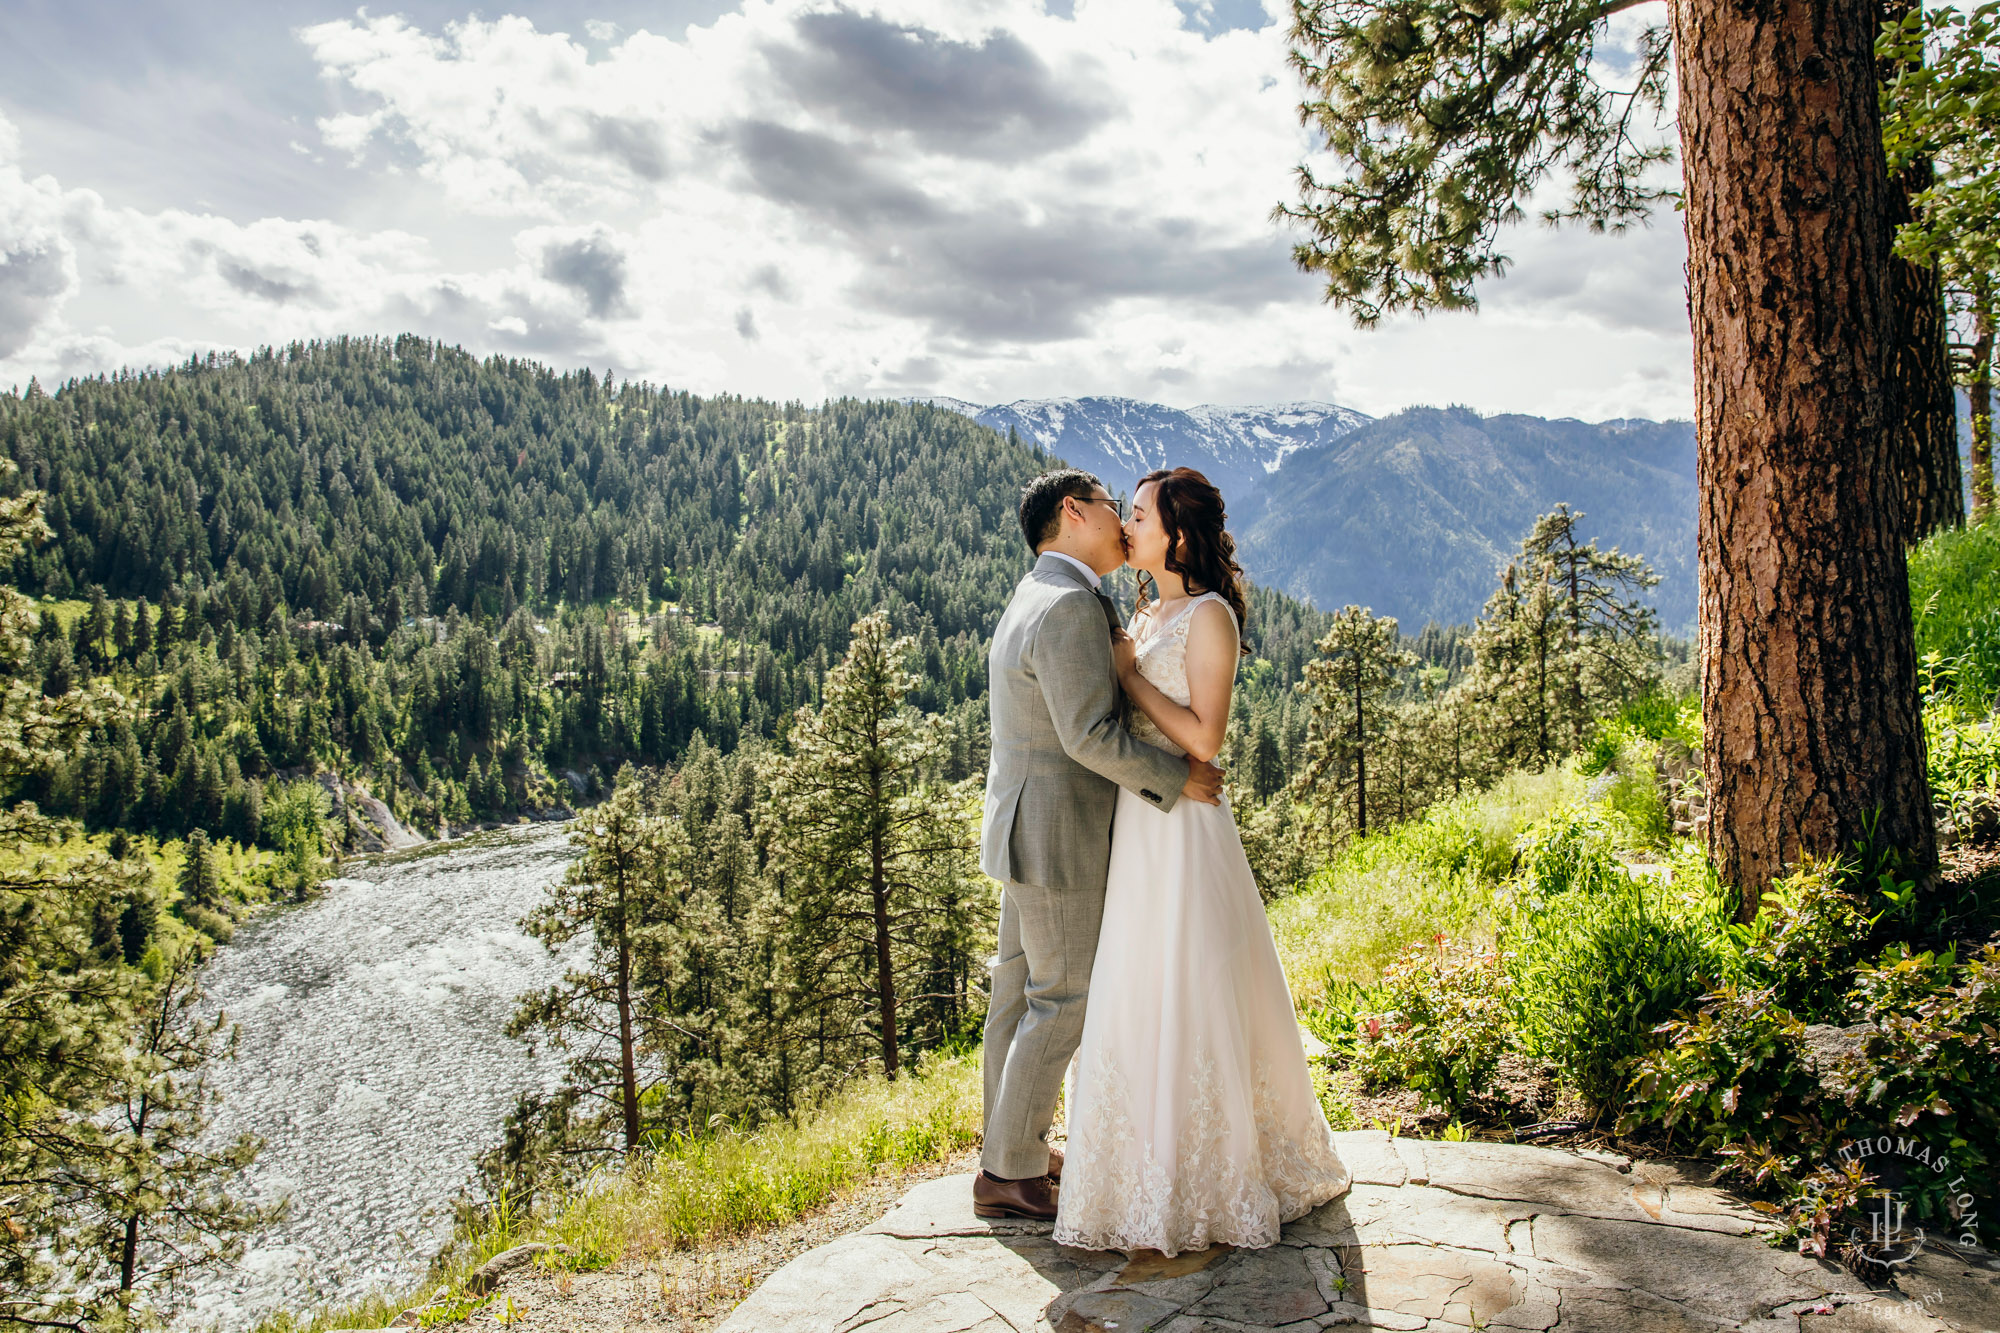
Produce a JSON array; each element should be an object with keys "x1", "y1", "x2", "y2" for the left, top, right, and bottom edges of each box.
[{"x1": 976, "y1": 466, "x2": 1352, "y2": 1257}]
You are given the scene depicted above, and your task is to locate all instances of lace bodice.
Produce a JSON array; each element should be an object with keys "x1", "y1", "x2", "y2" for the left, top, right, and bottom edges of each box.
[{"x1": 1127, "y1": 591, "x2": 1237, "y2": 757}]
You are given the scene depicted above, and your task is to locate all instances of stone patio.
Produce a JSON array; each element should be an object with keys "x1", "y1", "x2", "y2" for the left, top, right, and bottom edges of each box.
[{"x1": 717, "y1": 1131, "x2": 2000, "y2": 1333}]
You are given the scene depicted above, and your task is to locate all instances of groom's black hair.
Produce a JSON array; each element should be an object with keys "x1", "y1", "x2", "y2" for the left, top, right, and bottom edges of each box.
[{"x1": 1019, "y1": 469, "x2": 1106, "y2": 552}]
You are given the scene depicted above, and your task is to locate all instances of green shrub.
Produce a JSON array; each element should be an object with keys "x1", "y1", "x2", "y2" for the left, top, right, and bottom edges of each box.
[
  {"x1": 1619, "y1": 984, "x2": 1819, "y2": 1149},
  {"x1": 1625, "y1": 942, "x2": 2000, "y2": 1252},
  {"x1": 1602, "y1": 747, "x2": 1670, "y2": 846},
  {"x1": 1308, "y1": 1058, "x2": 1362, "y2": 1131},
  {"x1": 1632, "y1": 690, "x2": 1701, "y2": 747},
  {"x1": 1728, "y1": 857, "x2": 1874, "y2": 1021},
  {"x1": 1511, "y1": 874, "x2": 1733, "y2": 1108},
  {"x1": 1513, "y1": 804, "x2": 1625, "y2": 904},
  {"x1": 1394, "y1": 798, "x2": 1519, "y2": 884},
  {"x1": 1579, "y1": 728, "x2": 1626, "y2": 779},
  {"x1": 1354, "y1": 935, "x2": 1514, "y2": 1114},
  {"x1": 1833, "y1": 942, "x2": 2000, "y2": 1244},
  {"x1": 1926, "y1": 695, "x2": 2000, "y2": 839},
  {"x1": 1300, "y1": 976, "x2": 1380, "y2": 1059}
]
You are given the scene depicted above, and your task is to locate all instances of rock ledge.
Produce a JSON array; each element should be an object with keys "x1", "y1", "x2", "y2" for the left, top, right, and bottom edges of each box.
[{"x1": 719, "y1": 1131, "x2": 2000, "y2": 1333}]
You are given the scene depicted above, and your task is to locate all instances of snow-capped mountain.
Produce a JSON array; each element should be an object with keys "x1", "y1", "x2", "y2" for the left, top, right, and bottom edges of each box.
[{"x1": 915, "y1": 395, "x2": 1371, "y2": 502}]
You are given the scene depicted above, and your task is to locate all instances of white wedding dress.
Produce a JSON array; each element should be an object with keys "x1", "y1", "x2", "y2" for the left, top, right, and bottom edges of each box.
[{"x1": 1052, "y1": 591, "x2": 1351, "y2": 1256}]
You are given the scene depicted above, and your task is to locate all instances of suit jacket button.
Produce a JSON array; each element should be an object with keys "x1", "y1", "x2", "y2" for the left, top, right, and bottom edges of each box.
[{"x1": 1141, "y1": 789, "x2": 1160, "y2": 803}]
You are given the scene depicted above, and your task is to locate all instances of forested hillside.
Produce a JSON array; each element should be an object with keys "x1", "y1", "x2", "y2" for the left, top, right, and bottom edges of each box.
[
  {"x1": 1237, "y1": 408, "x2": 1699, "y2": 631},
  {"x1": 0, "y1": 336, "x2": 1336, "y2": 845}
]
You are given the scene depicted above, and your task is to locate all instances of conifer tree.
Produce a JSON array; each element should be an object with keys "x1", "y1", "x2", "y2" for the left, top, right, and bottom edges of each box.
[
  {"x1": 176, "y1": 830, "x2": 221, "y2": 915},
  {"x1": 511, "y1": 776, "x2": 685, "y2": 1152},
  {"x1": 0, "y1": 462, "x2": 160, "y2": 1330},
  {"x1": 1468, "y1": 508, "x2": 1660, "y2": 768},
  {"x1": 761, "y1": 612, "x2": 987, "y2": 1081},
  {"x1": 1881, "y1": 2, "x2": 2000, "y2": 521},
  {"x1": 62, "y1": 943, "x2": 274, "y2": 1330},
  {"x1": 1249, "y1": 713, "x2": 1286, "y2": 802},
  {"x1": 1294, "y1": 605, "x2": 1416, "y2": 840},
  {"x1": 1520, "y1": 505, "x2": 1661, "y2": 749}
]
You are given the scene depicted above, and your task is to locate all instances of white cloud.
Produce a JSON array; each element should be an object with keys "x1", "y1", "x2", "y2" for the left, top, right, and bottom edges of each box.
[
  {"x1": 2, "y1": 0, "x2": 1694, "y2": 421},
  {"x1": 0, "y1": 118, "x2": 81, "y2": 361}
]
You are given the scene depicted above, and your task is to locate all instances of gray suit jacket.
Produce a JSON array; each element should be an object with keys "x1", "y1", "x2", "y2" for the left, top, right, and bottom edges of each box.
[{"x1": 980, "y1": 553, "x2": 1189, "y2": 893}]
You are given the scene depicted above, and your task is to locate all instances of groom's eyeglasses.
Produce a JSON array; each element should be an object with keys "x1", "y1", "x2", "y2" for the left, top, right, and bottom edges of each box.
[{"x1": 1078, "y1": 496, "x2": 1128, "y2": 520}]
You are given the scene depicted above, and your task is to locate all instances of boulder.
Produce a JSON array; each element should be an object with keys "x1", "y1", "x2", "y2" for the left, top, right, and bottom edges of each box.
[{"x1": 464, "y1": 1241, "x2": 563, "y2": 1295}]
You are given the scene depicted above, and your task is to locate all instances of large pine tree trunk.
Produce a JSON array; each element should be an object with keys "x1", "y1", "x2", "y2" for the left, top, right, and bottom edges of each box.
[
  {"x1": 1885, "y1": 167, "x2": 1965, "y2": 539},
  {"x1": 1880, "y1": 0, "x2": 1964, "y2": 541},
  {"x1": 1672, "y1": 0, "x2": 1936, "y2": 913}
]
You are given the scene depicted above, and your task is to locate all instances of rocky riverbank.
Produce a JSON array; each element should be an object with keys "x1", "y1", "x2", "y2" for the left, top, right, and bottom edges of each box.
[{"x1": 313, "y1": 767, "x2": 576, "y2": 856}]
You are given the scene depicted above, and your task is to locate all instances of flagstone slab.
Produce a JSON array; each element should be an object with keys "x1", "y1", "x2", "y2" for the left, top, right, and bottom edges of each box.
[
  {"x1": 1404, "y1": 1140, "x2": 1758, "y2": 1235},
  {"x1": 717, "y1": 1140, "x2": 2000, "y2": 1333}
]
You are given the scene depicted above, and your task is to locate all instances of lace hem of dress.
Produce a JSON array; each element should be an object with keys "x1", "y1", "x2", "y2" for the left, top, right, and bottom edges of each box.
[{"x1": 1052, "y1": 1043, "x2": 1352, "y2": 1256}]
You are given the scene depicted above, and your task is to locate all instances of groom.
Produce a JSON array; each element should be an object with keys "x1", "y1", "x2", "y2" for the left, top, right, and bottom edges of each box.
[{"x1": 974, "y1": 469, "x2": 1225, "y2": 1221}]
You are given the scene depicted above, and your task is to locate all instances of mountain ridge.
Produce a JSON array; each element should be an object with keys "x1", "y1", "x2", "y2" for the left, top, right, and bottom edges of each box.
[
  {"x1": 915, "y1": 394, "x2": 1372, "y2": 501},
  {"x1": 921, "y1": 394, "x2": 1698, "y2": 631}
]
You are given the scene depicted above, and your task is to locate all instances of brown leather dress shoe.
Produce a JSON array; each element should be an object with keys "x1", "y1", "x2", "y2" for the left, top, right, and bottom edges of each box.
[
  {"x1": 1047, "y1": 1147, "x2": 1064, "y2": 1182},
  {"x1": 972, "y1": 1170, "x2": 1059, "y2": 1220}
]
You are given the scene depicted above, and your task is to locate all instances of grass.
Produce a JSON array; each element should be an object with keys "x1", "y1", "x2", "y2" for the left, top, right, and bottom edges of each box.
[
  {"x1": 253, "y1": 1049, "x2": 983, "y2": 1332},
  {"x1": 1270, "y1": 764, "x2": 1585, "y2": 1009},
  {"x1": 1910, "y1": 515, "x2": 2000, "y2": 706},
  {"x1": 536, "y1": 1049, "x2": 981, "y2": 1259}
]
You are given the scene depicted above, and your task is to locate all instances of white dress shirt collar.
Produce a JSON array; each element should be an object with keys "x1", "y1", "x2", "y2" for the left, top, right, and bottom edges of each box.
[{"x1": 1043, "y1": 550, "x2": 1102, "y2": 591}]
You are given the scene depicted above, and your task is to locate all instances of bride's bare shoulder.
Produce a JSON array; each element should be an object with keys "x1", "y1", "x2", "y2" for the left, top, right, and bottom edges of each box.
[{"x1": 1189, "y1": 595, "x2": 1237, "y2": 633}]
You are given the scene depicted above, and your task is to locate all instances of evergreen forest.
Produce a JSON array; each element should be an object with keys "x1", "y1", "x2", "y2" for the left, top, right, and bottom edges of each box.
[{"x1": 0, "y1": 335, "x2": 1340, "y2": 852}]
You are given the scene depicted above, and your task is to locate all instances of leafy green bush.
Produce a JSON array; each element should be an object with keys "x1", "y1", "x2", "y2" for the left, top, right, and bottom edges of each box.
[
  {"x1": 1832, "y1": 942, "x2": 2000, "y2": 1242},
  {"x1": 1513, "y1": 804, "x2": 1625, "y2": 904},
  {"x1": 1603, "y1": 748, "x2": 1670, "y2": 846},
  {"x1": 1624, "y1": 943, "x2": 2000, "y2": 1251},
  {"x1": 1728, "y1": 858, "x2": 1874, "y2": 1021},
  {"x1": 1354, "y1": 935, "x2": 1514, "y2": 1113},
  {"x1": 1619, "y1": 984, "x2": 1818, "y2": 1148},
  {"x1": 261, "y1": 779, "x2": 333, "y2": 900},
  {"x1": 1308, "y1": 1058, "x2": 1362, "y2": 1131},
  {"x1": 1510, "y1": 874, "x2": 1733, "y2": 1108},
  {"x1": 1584, "y1": 690, "x2": 1700, "y2": 766},
  {"x1": 1300, "y1": 976, "x2": 1380, "y2": 1060},
  {"x1": 1926, "y1": 696, "x2": 2000, "y2": 841}
]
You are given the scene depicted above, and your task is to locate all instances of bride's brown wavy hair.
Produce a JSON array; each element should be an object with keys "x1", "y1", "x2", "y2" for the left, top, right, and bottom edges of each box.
[{"x1": 1134, "y1": 467, "x2": 1250, "y2": 657}]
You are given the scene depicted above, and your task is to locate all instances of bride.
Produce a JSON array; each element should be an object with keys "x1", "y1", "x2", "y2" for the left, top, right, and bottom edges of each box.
[{"x1": 1052, "y1": 466, "x2": 1351, "y2": 1257}]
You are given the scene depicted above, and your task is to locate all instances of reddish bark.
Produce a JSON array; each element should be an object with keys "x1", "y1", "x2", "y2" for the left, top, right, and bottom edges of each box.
[{"x1": 1672, "y1": 0, "x2": 1937, "y2": 911}]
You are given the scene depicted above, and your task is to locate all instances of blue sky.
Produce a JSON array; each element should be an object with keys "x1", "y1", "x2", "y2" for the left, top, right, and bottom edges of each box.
[{"x1": 0, "y1": 0, "x2": 1692, "y2": 418}]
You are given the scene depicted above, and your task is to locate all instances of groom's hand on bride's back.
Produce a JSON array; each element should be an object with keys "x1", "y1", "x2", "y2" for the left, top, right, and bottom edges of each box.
[{"x1": 1182, "y1": 755, "x2": 1224, "y2": 806}]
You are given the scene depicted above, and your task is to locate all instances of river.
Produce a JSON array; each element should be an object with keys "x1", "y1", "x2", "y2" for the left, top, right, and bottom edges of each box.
[{"x1": 176, "y1": 822, "x2": 584, "y2": 1332}]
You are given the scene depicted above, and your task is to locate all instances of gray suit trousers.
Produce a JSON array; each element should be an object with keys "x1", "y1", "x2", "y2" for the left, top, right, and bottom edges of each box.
[{"x1": 980, "y1": 878, "x2": 1104, "y2": 1180}]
